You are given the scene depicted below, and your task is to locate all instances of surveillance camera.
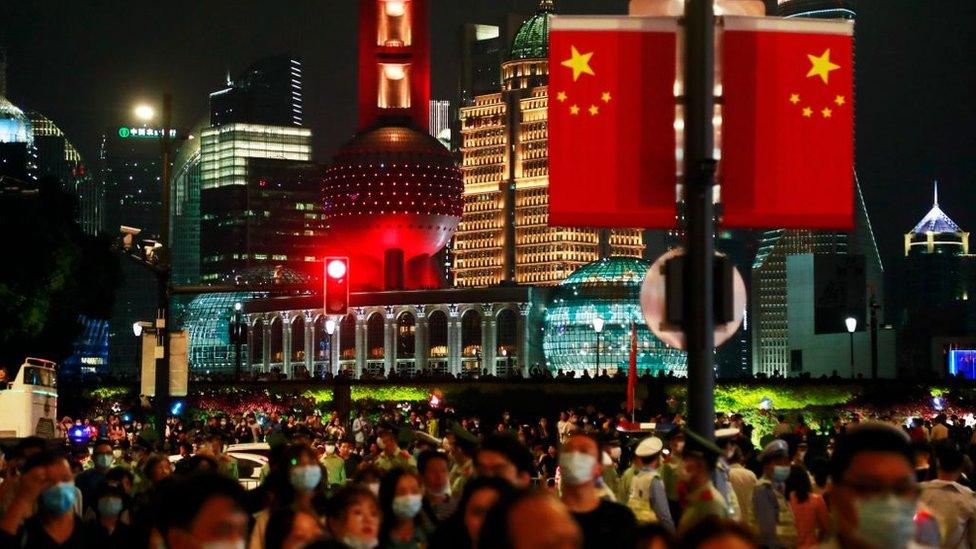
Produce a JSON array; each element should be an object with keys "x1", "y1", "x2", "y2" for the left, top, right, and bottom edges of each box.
[{"x1": 119, "y1": 226, "x2": 142, "y2": 236}]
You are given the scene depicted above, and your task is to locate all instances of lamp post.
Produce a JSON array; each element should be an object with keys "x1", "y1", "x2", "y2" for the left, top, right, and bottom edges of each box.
[
  {"x1": 592, "y1": 316, "x2": 605, "y2": 376},
  {"x1": 845, "y1": 316, "x2": 858, "y2": 379},
  {"x1": 325, "y1": 318, "x2": 337, "y2": 377},
  {"x1": 232, "y1": 302, "x2": 243, "y2": 380}
]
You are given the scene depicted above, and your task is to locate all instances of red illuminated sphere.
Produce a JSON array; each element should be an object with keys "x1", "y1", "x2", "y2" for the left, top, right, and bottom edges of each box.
[{"x1": 322, "y1": 124, "x2": 463, "y2": 288}]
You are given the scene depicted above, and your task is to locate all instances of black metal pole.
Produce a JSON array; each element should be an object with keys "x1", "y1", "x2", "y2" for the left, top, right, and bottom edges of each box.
[
  {"x1": 155, "y1": 93, "x2": 173, "y2": 433},
  {"x1": 849, "y1": 331, "x2": 855, "y2": 378},
  {"x1": 870, "y1": 294, "x2": 879, "y2": 379},
  {"x1": 234, "y1": 312, "x2": 243, "y2": 380},
  {"x1": 683, "y1": 0, "x2": 716, "y2": 440},
  {"x1": 596, "y1": 331, "x2": 601, "y2": 375}
]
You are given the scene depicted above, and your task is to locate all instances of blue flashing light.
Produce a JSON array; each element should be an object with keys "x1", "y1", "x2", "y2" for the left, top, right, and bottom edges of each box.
[
  {"x1": 949, "y1": 350, "x2": 976, "y2": 380},
  {"x1": 122, "y1": 413, "x2": 132, "y2": 423},
  {"x1": 69, "y1": 426, "x2": 90, "y2": 444},
  {"x1": 170, "y1": 400, "x2": 184, "y2": 416}
]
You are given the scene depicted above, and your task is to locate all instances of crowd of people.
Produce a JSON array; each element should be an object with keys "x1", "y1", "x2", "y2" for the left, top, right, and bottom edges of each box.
[{"x1": 2, "y1": 403, "x2": 976, "y2": 548}]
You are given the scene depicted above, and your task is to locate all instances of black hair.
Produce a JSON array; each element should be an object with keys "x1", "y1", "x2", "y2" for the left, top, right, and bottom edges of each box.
[
  {"x1": 478, "y1": 433, "x2": 535, "y2": 478},
  {"x1": 105, "y1": 466, "x2": 135, "y2": 486},
  {"x1": 23, "y1": 449, "x2": 68, "y2": 473},
  {"x1": 477, "y1": 488, "x2": 534, "y2": 549},
  {"x1": 378, "y1": 467, "x2": 423, "y2": 542},
  {"x1": 265, "y1": 508, "x2": 299, "y2": 549},
  {"x1": 784, "y1": 465, "x2": 812, "y2": 504},
  {"x1": 143, "y1": 454, "x2": 170, "y2": 482},
  {"x1": 635, "y1": 522, "x2": 676, "y2": 548},
  {"x1": 12, "y1": 436, "x2": 48, "y2": 459},
  {"x1": 676, "y1": 516, "x2": 759, "y2": 549},
  {"x1": 936, "y1": 443, "x2": 965, "y2": 473},
  {"x1": 93, "y1": 482, "x2": 129, "y2": 518},
  {"x1": 417, "y1": 449, "x2": 450, "y2": 476},
  {"x1": 830, "y1": 422, "x2": 913, "y2": 484},
  {"x1": 262, "y1": 444, "x2": 326, "y2": 509},
  {"x1": 324, "y1": 484, "x2": 378, "y2": 521},
  {"x1": 154, "y1": 471, "x2": 246, "y2": 534}
]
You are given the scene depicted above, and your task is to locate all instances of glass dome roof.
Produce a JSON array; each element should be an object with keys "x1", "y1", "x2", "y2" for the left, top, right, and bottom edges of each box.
[
  {"x1": 0, "y1": 96, "x2": 33, "y2": 145},
  {"x1": 509, "y1": 0, "x2": 554, "y2": 60},
  {"x1": 544, "y1": 257, "x2": 686, "y2": 375},
  {"x1": 184, "y1": 292, "x2": 258, "y2": 372},
  {"x1": 218, "y1": 265, "x2": 311, "y2": 286}
]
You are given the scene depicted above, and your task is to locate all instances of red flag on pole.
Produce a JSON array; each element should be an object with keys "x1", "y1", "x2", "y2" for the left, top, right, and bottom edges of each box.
[
  {"x1": 548, "y1": 16, "x2": 679, "y2": 228},
  {"x1": 627, "y1": 321, "x2": 638, "y2": 418},
  {"x1": 720, "y1": 17, "x2": 854, "y2": 229}
]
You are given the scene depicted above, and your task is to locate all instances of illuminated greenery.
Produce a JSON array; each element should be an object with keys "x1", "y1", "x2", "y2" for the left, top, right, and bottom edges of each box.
[
  {"x1": 303, "y1": 385, "x2": 431, "y2": 405},
  {"x1": 86, "y1": 386, "x2": 131, "y2": 400},
  {"x1": 713, "y1": 384, "x2": 857, "y2": 412}
]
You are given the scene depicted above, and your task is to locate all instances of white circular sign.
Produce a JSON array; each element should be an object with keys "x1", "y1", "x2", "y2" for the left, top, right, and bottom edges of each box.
[{"x1": 639, "y1": 247, "x2": 747, "y2": 350}]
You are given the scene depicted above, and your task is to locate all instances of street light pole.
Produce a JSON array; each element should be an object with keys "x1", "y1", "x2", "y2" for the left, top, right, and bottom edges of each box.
[
  {"x1": 233, "y1": 302, "x2": 243, "y2": 380},
  {"x1": 846, "y1": 316, "x2": 858, "y2": 379},
  {"x1": 683, "y1": 0, "x2": 716, "y2": 440},
  {"x1": 593, "y1": 316, "x2": 605, "y2": 377},
  {"x1": 154, "y1": 93, "x2": 173, "y2": 430}
]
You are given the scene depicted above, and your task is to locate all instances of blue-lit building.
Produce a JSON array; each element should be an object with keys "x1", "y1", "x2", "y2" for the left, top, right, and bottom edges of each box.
[
  {"x1": 542, "y1": 257, "x2": 686, "y2": 376},
  {"x1": 62, "y1": 316, "x2": 110, "y2": 376}
]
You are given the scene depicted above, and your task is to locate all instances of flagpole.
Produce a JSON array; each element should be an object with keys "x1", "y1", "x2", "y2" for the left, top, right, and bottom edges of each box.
[{"x1": 682, "y1": 0, "x2": 716, "y2": 443}]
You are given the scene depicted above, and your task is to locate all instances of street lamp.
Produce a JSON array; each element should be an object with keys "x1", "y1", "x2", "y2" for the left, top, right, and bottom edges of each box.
[
  {"x1": 845, "y1": 316, "x2": 857, "y2": 378},
  {"x1": 134, "y1": 104, "x2": 155, "y2": 122},
  {"x1": 592, "y1": 316, "x2": 605, "y2": 376},
  {"x1": 325, "y1": 318, "x2": 337, "y2": 377},
  {"x1": 231, "y1": 303, "x2": 244, "y2": 380}
]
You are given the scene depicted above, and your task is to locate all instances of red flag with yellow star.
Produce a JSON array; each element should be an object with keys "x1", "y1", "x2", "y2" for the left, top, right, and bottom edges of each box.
[
  {"x1": 548, "y1": 16, "x2": 678, "y2": 228},
  {"x1": 720, "y1": 17, "x2": 854, "y2": 229}
]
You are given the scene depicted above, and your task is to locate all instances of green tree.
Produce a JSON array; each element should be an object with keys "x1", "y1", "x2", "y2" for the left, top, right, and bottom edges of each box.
[{"x1": 0, "y1": 176, "x2": 120, "y2": 367}]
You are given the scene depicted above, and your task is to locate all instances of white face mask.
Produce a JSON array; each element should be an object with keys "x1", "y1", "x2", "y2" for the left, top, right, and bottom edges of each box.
[
  {"x1": 367, "y1": 482, "x2": 380, "y2": 496},
  {"x1": 609, "y1": 447, "x2": 622, "y2": 460},
  {"x1": 342, "y1": 535, "x2": 379, "y2": 549},
  {"x1": 559, "y1": 451, "x2": 597, "y2": 485},
  {"x1": 325, "y1": 444, "x2": 336, "y2": 455}
]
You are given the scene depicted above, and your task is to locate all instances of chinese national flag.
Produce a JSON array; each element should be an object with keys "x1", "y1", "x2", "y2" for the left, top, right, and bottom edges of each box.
[
  {"x1": 548, "y1": 17, "x2": 678, "y2": 228},
  {"x1": 721, "y1": 17, "x2": 855, "y2": 229}
]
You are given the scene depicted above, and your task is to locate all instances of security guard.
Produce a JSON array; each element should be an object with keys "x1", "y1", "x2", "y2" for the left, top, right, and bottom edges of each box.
[
  {"x1": 660, "y1": 429, "x2": 687, "y2": 524},
  {"x1": 676, "y1": 428, "x2": 728, "y2": 535},
  {"x1": 627, "y1": 436, "x2": 675, "y2": 532},
  {"x1": 713, "y1": 427, "x2": 742, "y2": 522},
  {"x1": 750, "y1": 439, "x2": 798, "y2": 549}
]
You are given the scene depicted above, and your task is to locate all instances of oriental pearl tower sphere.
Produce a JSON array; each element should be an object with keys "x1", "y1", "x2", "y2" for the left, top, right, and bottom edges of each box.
[{"x1": 323, "y1": 0, "x2": 463, "y2": 291}]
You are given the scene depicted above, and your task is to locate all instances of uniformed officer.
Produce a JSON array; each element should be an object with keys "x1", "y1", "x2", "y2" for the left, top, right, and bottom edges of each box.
[
  {"x1": 713, "y1": 427, "x2": 742, "y2": 522},
  {"x1": 660, "y1": 429, "x2": 687, "y2": 524},
  {"x1": 627, "y1": 436, "x2": 675, "y2": 532},
  {"x1": 375, "y1": 427, "x2": 417, "y2": 472},
  {"x1": 750, "y1": 439, "x2": 798, "y2": 549},
  {"x1": 676, "y1": 428, "x2": 729, "y2": 535}
]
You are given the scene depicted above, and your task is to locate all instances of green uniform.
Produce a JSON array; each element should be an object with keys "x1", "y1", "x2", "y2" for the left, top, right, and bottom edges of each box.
[
  {"x1": 450, "y1": 458, "x2": 474, "y2": 495},
  {"x1": 320, "y1": 454, "x2": 347, "y2": 487},
  {"x1": 616, "y1": 464, "x2": 640, "y2": 504},
  {"x1": 376, "y1": 448, "x2": 417, "y2": 472},
  {"x1": 677, "y1": 482, "x2": 728, "y2": 535}
]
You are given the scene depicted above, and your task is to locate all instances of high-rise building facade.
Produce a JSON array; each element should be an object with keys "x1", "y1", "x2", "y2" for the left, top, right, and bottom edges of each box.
[
  {"x1": 452, "y1": 1, "x2": 644, "y2": 288},
  {"x1": 210, "y1": 54, "x2": 304, "y2": 127},
  {"x1": 429, "y1": 99, "x2": 451, "y2": 148}
]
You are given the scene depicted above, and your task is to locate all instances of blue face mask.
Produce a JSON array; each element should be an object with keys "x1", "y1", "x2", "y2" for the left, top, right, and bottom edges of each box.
[
  {"x1": 41, "y1": 482, "x2": 77, "y2": 516},
  {"x1": 94, "y1": 453, "x2": 114, "y2": 470},
  {"x1": 392, "y1": 494, "x2": 423, "y2": 519},
  {"x1": 771, "y1": 465, "x2": 791, "y2": 483},
  {"x1": 97, "y1": 496, "x2": 124, "y2": 517},
  {"x1": 854, "y1": 495, "x2": 917, "y2": 549},
  {"x1": 289, "y1": 465, "x2": 322, "y2": 492}
]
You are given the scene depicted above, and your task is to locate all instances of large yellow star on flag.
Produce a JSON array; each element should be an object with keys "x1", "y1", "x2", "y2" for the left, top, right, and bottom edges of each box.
[
  {"x1": 806, "y1": 49, "x2": 840, "y2": 84},
  {"x1": 561, "y1": 46, "x2": 595, "y2": 81}
]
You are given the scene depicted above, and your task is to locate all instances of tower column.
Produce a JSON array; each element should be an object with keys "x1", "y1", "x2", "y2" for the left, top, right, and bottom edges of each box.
[
  {"x1": 481, "y1": 303, "x2": 496, "y2": 376},
  {"x1": 384, "y1": 306, "x2": 396, "y2": 376},
  {"x1": 415, "y1": 305, "x2": 428, "y2": 374},
  {"x1": 518, "y1": 303, "x2": 530, "y2": 378},
  {"x1": 304, "y1": 312, "x2": 314, "y2": 377},
  {"x1": 448, "y1": 305, "x2": 461, "y2": 377},
  {"x1": 261, "y1": 316, "x2": 272, "y2": 373},
  {"x1": 281, "y1": 312, "x2": 292, "y2": 378},
  {"x1": 355, "y1": 308, "x2": 367, "y2": 378}
]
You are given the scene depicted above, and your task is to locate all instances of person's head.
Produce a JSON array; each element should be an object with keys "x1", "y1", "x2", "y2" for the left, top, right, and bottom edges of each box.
[
  {"x1": 379, "y1": 468, "x2": 423, "y2": 536},
  {"x1": 476, "y1": 433, "x2": 535, "y2": 488},
  {"x1": 105, "y1": 466, "x2": 135, "y2": 495},
  {"x1": 635, "y1": 522, "x2": 675, "y2": 549},
  {"x1": 278, "y1": 443, "x2": 325, "y2": 496},
  {"x1": 936, "y1": 444, "x2": 965, "y2": 481},
  {"x1": 325, "y1": 485, "x2": 381, "y2": 548},
  {"x1": 757, "y1": 439, "x2": 791, "y2": 483},
  {"x1": 456, "y1": 476, "x2": 517, "y2": 545},
  {"x1": 23, "y1": 450, "x2": 75, "y2": 517},
  {"x1": 479, "y1": 490, "x2": 582, "y2": 549},
  {"x1": 680, "y1": 430, "x2": 721, "y2": 486},
  {"x1": 93, "y1": 482, "x2": 128, "y2": 521},
  {"x1": 635, "y1": 436, "x2": 665, "y2": 469},
  {"x1": 353, "y1": 466, "x2": 383, "y2": 496},
  {"x1": 91, "y1": 440, "x2": 114, "y2": 471},
  {"x1": 156, "y1": 471, "x2": 249, "y2": 549},
  {"x1": 338, "y1": 440, "x2": 353, "y2": 459},
  {"x1": 377, "y1": 430, "x2": 398, "y2": 455},
  {"x1": 265, "y1": 508, "x2": 324, "y2": 549},
  {"x1": 668, "y1": 431, "x2": 686, "y2": 455},
  {"x1": 676, "y1": 516, "x2": 758, "y2": 549},
  {"x1": 559, "y1": 434, "x2": 601, "y2": 488},
  {"x1": 417, "y1": 450, "x2": 451, "y2": 496},
  {"x1": 829, "y1": 422, "x2": 917, "y2": 549},
  {"x1": 144, "y1": 454, "x2": 173, "y2": 484},
  {"x1": 784, "y1": 465, "x2": 812, "y2": 503}
]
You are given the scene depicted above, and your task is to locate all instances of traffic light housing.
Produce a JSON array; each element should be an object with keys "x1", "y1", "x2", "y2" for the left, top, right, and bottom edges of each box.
[{"x1": 324, "y1": 257, "x2": 350, "y2": 316}]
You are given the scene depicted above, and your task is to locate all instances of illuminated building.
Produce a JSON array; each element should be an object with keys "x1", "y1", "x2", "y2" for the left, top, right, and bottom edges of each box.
[
  {"x1": 210, "y1": 54, "x2": 304, "y2": 127},
  {"x1": 895, "y1": 183, "x2": 976, "y2": 375},
  {"x1": 452, "y1": 0, "x2": 645, "y2": 288},
  {"x1": 322, "y1": 0, "x2": 464, "y2": 291},
  {"x1": 543, "y1": 257, "x2": 686, "y2": 376},
  {"x1": 775, "y1": 0, "x2": 855, "y2": 19},
  {"x1": 0, "y1": 94, "x2": 35, "y2": 182},
  {"x1": 170, "y1": 118, "x2": 207, "y2": 286},
  {"x1": 27, "y1": 111, "x2": 95, "y2": 233},
  {"x1": 429, "y1": 99, "x2": 451, "y2": 148}
]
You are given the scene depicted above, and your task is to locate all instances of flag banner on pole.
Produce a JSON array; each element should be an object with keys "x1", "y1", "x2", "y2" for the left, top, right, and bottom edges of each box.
[
  {"x1": 548, "y1": 16, "x2": 679, "y2": 228},
  {"x1": 720, "y1": 16, "x2": 854, "y2": 229},
  {"x1": 627, "y1": 321, "x2": 638, "y2": 416}
]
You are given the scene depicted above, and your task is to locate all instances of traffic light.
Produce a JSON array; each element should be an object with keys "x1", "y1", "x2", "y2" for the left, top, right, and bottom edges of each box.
[{"x1": 324, "y1": 257, "x2": 350, "y2": 316}]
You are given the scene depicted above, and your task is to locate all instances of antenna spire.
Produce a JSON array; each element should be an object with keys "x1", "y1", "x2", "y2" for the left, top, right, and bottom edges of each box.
[{"x1": 934, "y1": 180, "x2": 939, "y2": 207}]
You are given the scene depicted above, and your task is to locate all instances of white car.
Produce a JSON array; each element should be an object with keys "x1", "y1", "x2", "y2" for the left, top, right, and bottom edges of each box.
[{"x1": 168, "y1": 451, "x2": 268, "y2": 490}]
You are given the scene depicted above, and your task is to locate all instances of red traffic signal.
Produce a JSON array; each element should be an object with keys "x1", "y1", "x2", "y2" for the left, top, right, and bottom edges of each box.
[{"x1": 324, "y1": 257, "x2": 350, "y2": 316}]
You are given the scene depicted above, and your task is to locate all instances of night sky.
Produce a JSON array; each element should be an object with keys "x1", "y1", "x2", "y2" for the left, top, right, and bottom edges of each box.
[{"x1": 1, "y1": 0, "x2": 973, "y2": 267}]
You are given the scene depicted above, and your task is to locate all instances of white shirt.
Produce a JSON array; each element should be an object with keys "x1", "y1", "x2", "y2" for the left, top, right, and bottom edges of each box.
[
  {"x1": 919, "y1": 479, "x2": 976, "y2": 549},
  {"x1": 729, "y1": 463, "x2": 758, "y2": 524}
]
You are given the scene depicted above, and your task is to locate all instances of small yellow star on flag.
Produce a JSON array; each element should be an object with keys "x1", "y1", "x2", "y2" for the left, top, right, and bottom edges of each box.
[
  {"x1": 601, "y1": 92, "x2": 611, "y2": 103},
  {"x1": 589, "y1": 105, "x2": 599, "y2": 116},
  {"x1": 561, "y1": 46, "x2": 595, "y2": 81},
  {"x1": 790, "y1": 93, "x2": 800, "y2": 105},
  {"x1": 557, "y1": 91, "x2": 567, "y2": 102},
  {"x1": 570, "y1": 104, "x2": 580, "y2": 115},
  {"x1": 834, "y1": 95, "x2": 845, "y2": 106},
  {"x1": 807, "y1": 49, "x2": 840, "y2": 84},
  {"x1": 802, "y1": 107, "x2": 813, "y2": 118},
  {"x1": 821, "y1": 107, "x2": 832, "y2": 118}
]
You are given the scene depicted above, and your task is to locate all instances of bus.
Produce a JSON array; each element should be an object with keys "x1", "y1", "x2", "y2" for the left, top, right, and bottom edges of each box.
[{"x1": 0, "y1": 357, "x2": 58, "y2": 439}]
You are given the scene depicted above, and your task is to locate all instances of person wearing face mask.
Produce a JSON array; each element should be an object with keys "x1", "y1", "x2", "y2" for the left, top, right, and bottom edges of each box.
[
  {"x1": 318, "y1": 485, "x2": 382, "y2": 549},
  {"x1": 74, "y1": 440, "x2": 114, "y2": 512},
  {"x1": 660, "y1": 429, "x2": 687, "y2": 525},
  {"x1": 378, "y1": 468, "x2": 431, "y2": 549},
  {"x1": 750, "y1": 439, "x2": 798, "y2": 549},
  {"x1": 82, "y1": 483, "x2": 134, "y2": 545},
  {"x1": 556, "y1": 434, "x2": 637, "y2": 549},
  {"x1": 0, "y1": 450, "x2": 84, "y2": 548},
  {"x1": 627, "y1": 436, "x2": 675, "y2": 532},
  {"x1": 375, "y1": 429, "x2": 417, "y2": 473},
  {"x1": 676, "y1": 428, "x2": 729, "y2": 536},
  {"x1": 155, "y1": 470, "x2": 249, "y2": 549},
  {"x1": 321, "y1": 440, "x2": 348, "y2": 489},
  {"x1": 251, "y1": 444, "x2": 328, "y2": 549},
  {"x1": 713, "y1": 428, "x2": 743, "y2": 522},
  {"x1": 600, "y1": 440, "x2": 621, "y2": 497},
  {"x1": 417, "y1": 450, "x2": 457, "y2": 526}
]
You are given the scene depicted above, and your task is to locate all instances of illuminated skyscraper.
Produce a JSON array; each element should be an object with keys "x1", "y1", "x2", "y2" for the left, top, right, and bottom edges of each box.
[
  {"x1": 452, "y1": 0, "x2": 644, "y2": 288},
  {"x1": 210, "y1": 54, "x2": 304, "y2": 127}
]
